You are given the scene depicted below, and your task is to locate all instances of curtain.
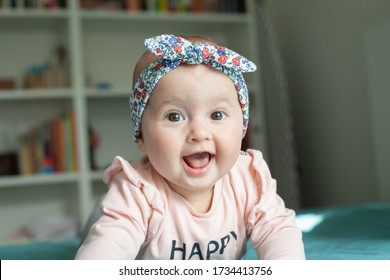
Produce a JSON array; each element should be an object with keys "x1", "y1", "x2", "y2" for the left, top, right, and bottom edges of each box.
[{"x1": 254, "y1": 0, "x2": 301, "y2": 209}]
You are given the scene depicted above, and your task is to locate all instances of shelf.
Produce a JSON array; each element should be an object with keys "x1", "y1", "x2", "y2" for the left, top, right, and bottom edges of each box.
[
  {"x1": 80, "y1": 10, "x2": 249, "y2": 24},
  {"x1": 0, "y1": 9, "x2": 69, "y2": 31},
  {"x1": 0, "y1": 89, "x2": 74, "y2": 101},
  {"x1": 0, "y1": 9, "x2": 68, "y2": 19},
  {"x1": 90, "y1": 170, "x2": 104, "y2": 182},
  {"x1": 85, "y1": 87, "x2": 129, "y2": 98},
  {"x1": 0, "y1": 172, "x2": 79, "y2": 189}
]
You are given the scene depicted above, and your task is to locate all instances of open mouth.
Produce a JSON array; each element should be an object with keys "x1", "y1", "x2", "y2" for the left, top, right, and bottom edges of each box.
[{"x1": 183, "y1": 152, "x2": 213, "y2": 169}]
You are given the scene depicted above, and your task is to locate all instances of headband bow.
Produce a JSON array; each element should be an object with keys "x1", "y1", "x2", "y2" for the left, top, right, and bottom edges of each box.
[
  {"x1": 145, "y1": 35, "x2": 257, "y2": 73},
  {"x1": 130, "y1": 34, "x2": 257, "y2": 141}
]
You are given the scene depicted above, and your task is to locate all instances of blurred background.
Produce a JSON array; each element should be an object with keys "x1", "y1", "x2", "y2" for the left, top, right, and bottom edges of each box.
[
  {"x1": 266, "y1": 0, "x2": 390, "y2": 208},
  {"x1": 0, "y1": 0, "x2": 389, "y2": 247}
]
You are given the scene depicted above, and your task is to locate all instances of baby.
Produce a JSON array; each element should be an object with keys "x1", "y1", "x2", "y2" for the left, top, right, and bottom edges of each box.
[{"x1": 75, "y1": 34, "x2": 305, "y2": 260}]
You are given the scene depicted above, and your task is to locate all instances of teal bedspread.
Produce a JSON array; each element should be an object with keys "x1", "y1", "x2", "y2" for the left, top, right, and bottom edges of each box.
[
  {"x1": 0, "y1": 238, "x2": 80, "y2": 260},
  {"x1": 1, "y1": 203, "x2": 389, "y2": 260},
  {"x1": 298, "y1": 203, "x2": 390, "y2": 260}
]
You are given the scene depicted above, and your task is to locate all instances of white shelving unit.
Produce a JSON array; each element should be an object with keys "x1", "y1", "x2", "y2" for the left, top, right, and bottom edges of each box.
[{"x1": 0, "y1": 0, "x2": 266, "y2": 241}]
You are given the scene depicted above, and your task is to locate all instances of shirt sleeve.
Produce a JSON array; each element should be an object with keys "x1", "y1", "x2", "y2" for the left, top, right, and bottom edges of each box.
[
  {"x1": 75, "y1": 157, "x2": 157, "y2": 260},
  {"x1": 246, "y1": 150, "x2": 306, "y2": 260}
]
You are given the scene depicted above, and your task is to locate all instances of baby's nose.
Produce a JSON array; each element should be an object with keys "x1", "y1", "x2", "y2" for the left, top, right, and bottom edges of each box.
[{"x1": 187, "y1": 119, "x2": 211, "y2": 142}]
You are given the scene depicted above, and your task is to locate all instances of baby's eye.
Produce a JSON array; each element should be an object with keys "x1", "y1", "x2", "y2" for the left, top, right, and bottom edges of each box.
[
  {"x1": 166, "y1": 112, "x2": 184, "y2": 122},
  {"x1": 210, "y1": 111, "x2": 225, "y2": 120}
]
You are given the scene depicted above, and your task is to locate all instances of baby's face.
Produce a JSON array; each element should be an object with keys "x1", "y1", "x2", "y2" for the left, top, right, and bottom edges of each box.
[{"x1": 137, "y1": 64, "x2": 244, "y2": 200}]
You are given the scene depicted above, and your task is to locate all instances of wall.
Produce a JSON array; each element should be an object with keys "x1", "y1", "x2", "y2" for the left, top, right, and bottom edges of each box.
[
  {"x1": 364, "y1": 20, "x2": 390, "y2": 202},
  {"x1": 265, "y1": 0, "x2": 390, "y2": 207}
]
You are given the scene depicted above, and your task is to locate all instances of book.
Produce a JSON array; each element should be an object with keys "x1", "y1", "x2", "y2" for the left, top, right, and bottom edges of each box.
[
  {"x1": 124, "y1": 0, "x2": 141, "y2": 11},
  {"x1": 78, "y1": 0, "x2": 244, "y2": 13},
  {"x1": 18, "y1": 111, "x2": 79, "y2": 175}
]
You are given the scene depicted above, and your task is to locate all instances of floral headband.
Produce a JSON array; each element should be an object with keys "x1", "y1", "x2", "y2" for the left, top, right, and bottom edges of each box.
[{"x1": 130, "y1": 34, "x2": 257, "y2": 141}]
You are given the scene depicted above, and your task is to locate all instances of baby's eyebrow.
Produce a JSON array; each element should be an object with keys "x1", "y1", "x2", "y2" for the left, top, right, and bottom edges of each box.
[
  {"x1": 149, "y1": 98, "x2": 187, "y2": 114},
  {"x1": 157, "y1": 97, "x2": 186, "y2": 107},
  {"x1": 209, "y1": 93, "x2": 241, "y2": 106}
]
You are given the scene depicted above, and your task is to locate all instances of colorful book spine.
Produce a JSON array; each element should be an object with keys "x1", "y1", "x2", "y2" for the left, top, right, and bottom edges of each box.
[
  {"x1": 78, "y1": 0, "x2": 244, "y2": 13},
  {"x1": 7, "y1": 0, "x2": 67, "y2": 9},
  {"x1": 18, "y1": 112, "x2": 79, "y2": 175}
]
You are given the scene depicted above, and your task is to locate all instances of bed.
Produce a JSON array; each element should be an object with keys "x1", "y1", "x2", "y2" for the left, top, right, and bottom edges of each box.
[{"x1": 1, "y1": 203, "x2": 389, "y2": 260}]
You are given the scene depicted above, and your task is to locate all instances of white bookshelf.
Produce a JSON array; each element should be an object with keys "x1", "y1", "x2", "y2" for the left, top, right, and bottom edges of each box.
[{"x1": 0, "y1": 0, "x2": 266, "y2": 241}]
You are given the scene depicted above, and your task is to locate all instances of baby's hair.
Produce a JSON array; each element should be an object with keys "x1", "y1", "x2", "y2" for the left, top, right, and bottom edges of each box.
[{"x1": 132, "y1": 35, "x2": 218, "y2": 86}]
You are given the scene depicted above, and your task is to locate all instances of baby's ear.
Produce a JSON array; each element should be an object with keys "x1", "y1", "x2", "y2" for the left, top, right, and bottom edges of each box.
[{"x1": 137, "y1": 135, "x2": 146, "y2": 151}]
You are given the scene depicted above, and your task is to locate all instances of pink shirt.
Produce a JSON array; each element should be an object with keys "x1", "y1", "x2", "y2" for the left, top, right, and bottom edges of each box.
[{"x1": 75, "y1": 149, "x2": 305, "y2": 260}]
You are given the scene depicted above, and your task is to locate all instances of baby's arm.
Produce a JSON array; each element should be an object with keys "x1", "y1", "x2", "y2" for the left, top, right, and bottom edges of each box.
[
  {"x1": 250, "y1": 193, "x2": 305, "y2": 260},
  {"x1": 75, "y1": 175, "x2": 150, "y2": 259},
  {"x1": 246, "y1": 150, "x2": 305, "y2": 260}
]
